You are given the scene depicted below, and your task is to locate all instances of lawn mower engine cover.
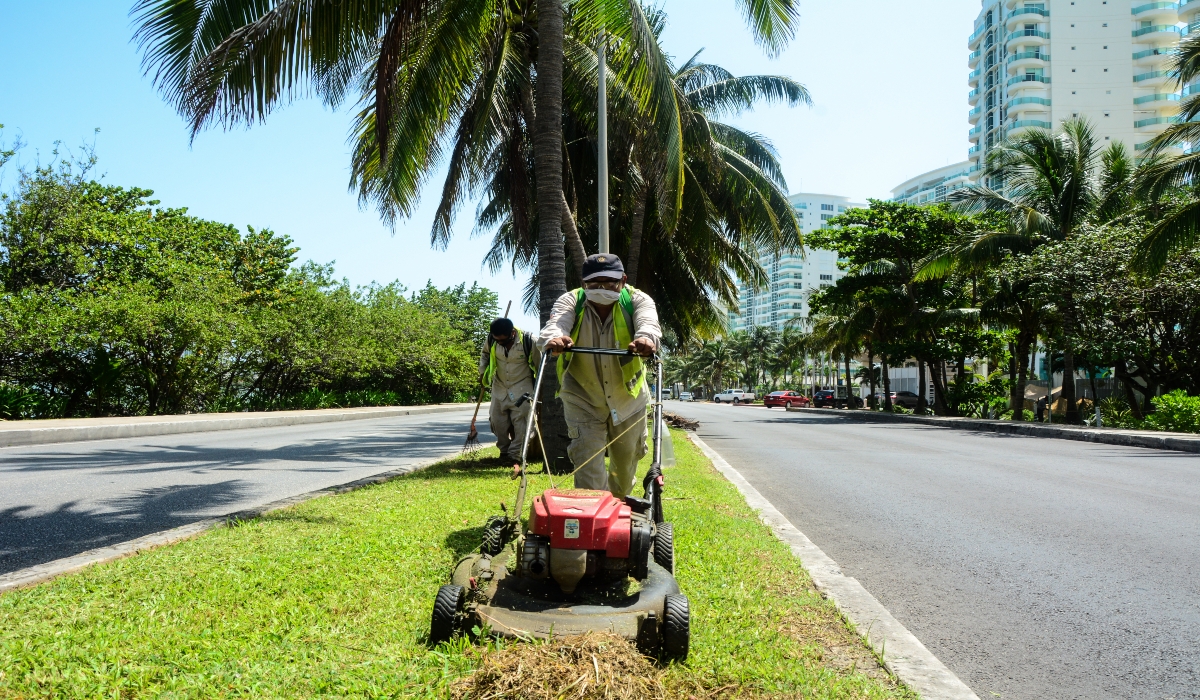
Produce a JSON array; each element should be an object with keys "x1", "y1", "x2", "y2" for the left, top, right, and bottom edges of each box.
[{"x1": 521, "y1": 489, "x2": 652, "y2": 593}]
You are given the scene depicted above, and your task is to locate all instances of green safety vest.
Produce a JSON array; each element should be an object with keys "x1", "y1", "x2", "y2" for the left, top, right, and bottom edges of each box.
[
  {"x1": 482, "y1": 329, "x2": 536, "y2": 387},
  {"x1": 556, "y1": 287, "x2": 646, "y2": 397}
]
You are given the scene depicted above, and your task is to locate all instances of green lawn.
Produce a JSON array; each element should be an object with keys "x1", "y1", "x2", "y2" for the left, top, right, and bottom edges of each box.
[{"x1": 0, "y1": 430, "x2": 914, "y2": 699}]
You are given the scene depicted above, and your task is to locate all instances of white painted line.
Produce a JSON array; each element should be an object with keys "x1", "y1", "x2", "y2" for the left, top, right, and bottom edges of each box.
[
  {"x1": 0, "y1": 443, "x2": 495, "y2": 595},
  {"x1": 686, "y1": 432, "x2": 980, "y2": 700}
]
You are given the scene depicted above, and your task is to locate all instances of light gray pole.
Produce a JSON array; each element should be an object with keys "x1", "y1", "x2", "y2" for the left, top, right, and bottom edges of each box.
[{"x1": 597, "y1": 30, "x2": 609, "y2": 254}]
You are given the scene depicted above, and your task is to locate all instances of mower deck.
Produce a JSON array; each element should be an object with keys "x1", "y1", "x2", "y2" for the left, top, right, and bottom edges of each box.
[{"x1": 453, "y1": 551, "x2": 679, "y2": 643}]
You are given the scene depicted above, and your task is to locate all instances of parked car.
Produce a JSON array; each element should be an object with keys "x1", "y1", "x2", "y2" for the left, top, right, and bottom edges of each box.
[
  {"x1": 812, "y1": 389, "x2": 837, "y2": 408},
  {"x1": 763, "y1": 390, "x2": 810, "y2": 409},
  {"x1": 712, "y1": 389, "x2": 755, "y2": 404},
  {"x1": 678, "y1": 391, "x2": 694, "y2": 402},
  {"x1": 874, "y1": 391, "x2": 920, "y2": 409}
]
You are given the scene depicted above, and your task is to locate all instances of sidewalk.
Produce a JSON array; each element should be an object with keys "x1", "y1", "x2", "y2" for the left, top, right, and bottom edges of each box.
[
  {"x1": 785, "y1": 406, "x2": 1200, "y2": 454},
  {"x1": 0, "y1": 404, "x2": 473, "y2": 448}
]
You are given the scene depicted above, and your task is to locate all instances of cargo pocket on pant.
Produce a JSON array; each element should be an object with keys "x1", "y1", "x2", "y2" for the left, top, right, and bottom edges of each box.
[{"x1": 567, "y1": 424, "x2": 580, "y2": 439}]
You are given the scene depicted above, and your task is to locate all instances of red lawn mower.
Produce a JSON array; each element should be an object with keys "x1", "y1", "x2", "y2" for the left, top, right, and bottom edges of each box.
[{"x1": 429, "y1": 348, "x2": 689, "y2": 661}]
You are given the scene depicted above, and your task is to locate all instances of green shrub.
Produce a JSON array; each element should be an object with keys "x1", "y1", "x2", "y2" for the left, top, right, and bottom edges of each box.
[
  {"x1": 1144, "y1": 390, "x2": 1200, "y2": 434},
  {"x1": 1098, "y1": 396, "x2": 1142, "y2": 430}
]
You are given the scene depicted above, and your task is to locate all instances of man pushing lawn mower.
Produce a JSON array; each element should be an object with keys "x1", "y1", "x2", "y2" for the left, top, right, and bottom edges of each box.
[
  {"x1": 541, "y1": 253, "x2": 661, "y2": 499},
  {"x1": 430, "y1": 253, "x2": 689, "y2": 660}
]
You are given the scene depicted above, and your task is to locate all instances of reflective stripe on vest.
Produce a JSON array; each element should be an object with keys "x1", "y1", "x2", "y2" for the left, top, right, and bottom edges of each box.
[
  {"x1": 556, "y1": 287, "x2": 645, "y2": 398},
  {"x1": 483, "y1": 329, "x2": 535, "y2": 387}
]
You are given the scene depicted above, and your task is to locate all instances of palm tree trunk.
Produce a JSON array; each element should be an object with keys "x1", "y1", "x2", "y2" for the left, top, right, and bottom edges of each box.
[
  {"x1": 867, "y1": 344, "x2": 876, "y2": 409},
  {"x1": 1013, "y1": 332, "x2": 1032, "y2": 421},
  {"x1": 534, "y1": 0, "x2": 570, "y2": 473},
  {"x1": 1007, "y1": 339, "x2": 1019, "y2": 416},
  {"x1": 881, "y1": 356, "x2": 893, "y2": 411},
  {"x1": 626, "y1": 182, "x2": 649, "y2": 285},
  {"x1": 917, "y1": 359, "x2": 928, "y2": 415},
  {"x1": 1062, "y1": 297, "x2": 1081, "y2": 423},
  {"x1": 844, "y1": 352, "x2": 854, "y2": 409},
  {"x1": 559, "y1": 190, "x2": 586, "y2": 284}
]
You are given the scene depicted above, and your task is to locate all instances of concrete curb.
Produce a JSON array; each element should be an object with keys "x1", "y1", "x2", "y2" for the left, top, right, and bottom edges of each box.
[
  {"x1": 0, "y1": 442, "x2": 495, "y2": 595},
  {"x1": 0, "y1": 404, "x2": 474, "y2": 448},
  {"x1": 783, "y1": 405, "x2": 1200, "y2": 454},
  {"x1": 686, "y1": 431, "x2": 980, "y2": 700}
]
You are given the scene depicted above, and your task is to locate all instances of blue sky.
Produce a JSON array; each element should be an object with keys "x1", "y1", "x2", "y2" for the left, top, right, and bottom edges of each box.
[{"x1": 0, "y1": 1, "x2": 976, "y2": 332}]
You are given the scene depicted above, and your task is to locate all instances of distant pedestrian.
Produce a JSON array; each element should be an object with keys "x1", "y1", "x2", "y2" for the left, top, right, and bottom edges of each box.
[{"x1": 479, "y1": 318, "x2": 540, "y2": 464}]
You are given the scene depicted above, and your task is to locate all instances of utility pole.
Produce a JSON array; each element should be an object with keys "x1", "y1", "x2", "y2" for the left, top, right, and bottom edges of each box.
[{"x1": 597, "y1": 30, "x2": 609, "y2": 254}]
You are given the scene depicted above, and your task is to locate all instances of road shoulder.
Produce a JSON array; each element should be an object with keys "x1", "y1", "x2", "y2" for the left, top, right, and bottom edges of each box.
[{"x1": 686, "y1": 431, "x2": 981, "y2": 700}]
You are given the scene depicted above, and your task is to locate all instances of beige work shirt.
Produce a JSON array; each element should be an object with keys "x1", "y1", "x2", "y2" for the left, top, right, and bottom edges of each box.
[
  {"x1": 538, "y1": 289, "x2": 662, "y2": 425},
  {"x1": 478, "y1": 332, "x2": 540, "y2": 402}
]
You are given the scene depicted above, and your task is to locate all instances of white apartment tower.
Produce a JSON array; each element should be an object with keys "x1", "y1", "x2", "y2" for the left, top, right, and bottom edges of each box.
[
  {"x1": 728, "y1": 193, "x2": 865, "y2": 333},
  {"x1": 968, "y1": 0, "x2": 1189, "y2": 175}
]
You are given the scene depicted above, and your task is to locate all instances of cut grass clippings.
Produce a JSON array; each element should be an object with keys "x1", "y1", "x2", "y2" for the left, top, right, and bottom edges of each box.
[{"x1": 0, "y1": 430, "x2": 916, "y2": 699}]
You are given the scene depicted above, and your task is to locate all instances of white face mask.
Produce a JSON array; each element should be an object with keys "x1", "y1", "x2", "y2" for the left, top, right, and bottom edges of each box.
[{"x1": 584, "y1": 288, "x2": 622, "y2": 304}]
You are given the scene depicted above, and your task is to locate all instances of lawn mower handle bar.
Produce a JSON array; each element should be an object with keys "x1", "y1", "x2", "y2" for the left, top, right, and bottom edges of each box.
[{"x1": 559, "y1": 346, "x2": 659, "y2": 360}]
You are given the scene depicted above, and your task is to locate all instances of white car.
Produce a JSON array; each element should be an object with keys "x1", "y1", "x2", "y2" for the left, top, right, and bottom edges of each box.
[
  {"x1": 678, "y1": 392, "x2": 694, "y2": 402},
  {"x1": 712, "y1": 389, "x2": 755, "y2": 404}
]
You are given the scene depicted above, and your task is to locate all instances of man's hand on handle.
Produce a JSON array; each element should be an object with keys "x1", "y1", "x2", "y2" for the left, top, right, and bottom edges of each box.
[
  {"x1": 628, "y1": 337, "x2": 656, "y2": 357},
  {"x1": 545, "y1": 336, "x2": 574, "y2": 355}
]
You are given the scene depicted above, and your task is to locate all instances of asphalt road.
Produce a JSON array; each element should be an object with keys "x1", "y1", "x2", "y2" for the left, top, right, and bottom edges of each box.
[
  {"x1": 0, "y1": 408, "x2": 486, "y2": 576},
  {"x1": 669, "y1": 401, "x2": 1199, "y2": 700}
]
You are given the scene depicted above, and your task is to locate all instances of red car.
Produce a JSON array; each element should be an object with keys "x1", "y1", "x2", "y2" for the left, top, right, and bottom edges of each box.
[{"x1": 763, "y1": 390, "x2": 810, "y2": 409}]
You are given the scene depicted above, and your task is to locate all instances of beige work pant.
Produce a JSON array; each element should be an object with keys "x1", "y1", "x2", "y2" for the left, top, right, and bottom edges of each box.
[
  {"x1": 563, "y1": 404, "x2": 648, "y2": 500},
  {"x1": 490, "y1": 394, "x2": 532, "y2": 462}
]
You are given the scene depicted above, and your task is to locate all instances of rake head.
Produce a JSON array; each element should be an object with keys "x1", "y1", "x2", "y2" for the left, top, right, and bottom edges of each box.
[{"x1": 462, "y1": 425, "x2": 482, "y2": 455}]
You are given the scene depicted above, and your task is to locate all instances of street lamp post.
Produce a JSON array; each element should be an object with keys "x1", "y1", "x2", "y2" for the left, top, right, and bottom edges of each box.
[{"x1": 597, "y1": 30, "x2": 609, "y2": 254}]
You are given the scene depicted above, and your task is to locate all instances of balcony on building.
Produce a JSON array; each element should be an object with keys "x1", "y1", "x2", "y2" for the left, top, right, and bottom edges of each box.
[
  {"x1": 1132, "y1": 2, "x2": 1180, "y2": 24},
  {"x1": 1007, "y1": 119, "x2": 1053, "y2": 137},
  {"x1": 969, "y1": 48, "x2": 982, "y2": 69},
  {"x1": 1005, "y1": 6, "x2": 1048, "y2": 30},
  {"x1": 1134, "y1": 115, "x2": 1179, "y2": 133},
  {"x1": 1006, "y1": 94, "x2": 1052, "y2": 110},
  {"x1": 1006, "y1": 49, "x2": 1049, "y2": 73},
  {"x1": 1006, "y1": 28, "x2": 1049, "y2": 51},
  {"x1": 1133, "y1": 46, "x2": 1177, "y2": 68},
  {"x1": 1134, "y1": 69, "x2": 1175, "y2": 88},
  {"x1": 969, "y1": 68, "x2": 982, "y2": 86},
  {"x1": 969, "y1": 87, "x2": 981, "y2": 105},
  {"x1": 1132, "y1": 24, "x2": 1183, "y2": 44},
  {"x1": 1182, "y1": 0, "x2": 1200, "y2": 23},
  {"x1": 1007, "y1": 73, "x2": 1051, "y2": 91},
  {"x1": 1133, "y1": 92, "x2": 1182, "y2": 110},
  {"x1": 968, "y1": 23, "x2": 992, "y2": 50}
]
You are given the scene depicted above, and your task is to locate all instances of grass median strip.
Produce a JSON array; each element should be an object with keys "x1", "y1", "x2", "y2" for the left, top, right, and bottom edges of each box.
[{"x1": 1, "y1": 429, "x2": 914, "y2": 699}]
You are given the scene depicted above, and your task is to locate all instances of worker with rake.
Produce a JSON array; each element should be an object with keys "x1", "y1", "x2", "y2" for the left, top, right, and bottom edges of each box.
[
  {"x1": 479, "y1": 317, "x2": 541, "y2": 465},
  {"x1": 541, "y1": 253, "x2": 661, "y2": 499}
]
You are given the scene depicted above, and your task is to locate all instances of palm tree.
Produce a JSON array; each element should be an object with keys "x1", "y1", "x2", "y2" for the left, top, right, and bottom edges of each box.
[
  {"x1": 949, "y1": 118, "x2": 1110, "y2": 424},
  {"x1": 470, "y1": 40, "x2": 807, "y2": 341},
  {"x1": 1136, "y1": 32, "x2": 1200, "y2": 272},
  {"x1": 692, "y1": 339, "x2": 734, "y2": 394}
]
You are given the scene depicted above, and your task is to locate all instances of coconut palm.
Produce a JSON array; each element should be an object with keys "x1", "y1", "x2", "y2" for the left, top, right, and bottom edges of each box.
[
  {"x1": 948, "y1": 118, "x2": 1111, "y2": 423},
  {"x1": 471, "y1": 40, "x2": 807, "y2": 341},
  {"x1": 1137, "y1": 32, "x2": 1200, "y2": 272}
]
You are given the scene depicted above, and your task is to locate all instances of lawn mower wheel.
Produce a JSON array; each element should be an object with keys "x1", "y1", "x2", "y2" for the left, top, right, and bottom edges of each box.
[{"x1": 430, "y1": 584, "x2": 466, "y2": 644}]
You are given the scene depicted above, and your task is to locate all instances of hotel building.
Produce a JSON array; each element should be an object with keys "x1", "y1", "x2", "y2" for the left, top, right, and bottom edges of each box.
[{"x1": 728, "y1": 192, "x2": 866, "y2": 333}]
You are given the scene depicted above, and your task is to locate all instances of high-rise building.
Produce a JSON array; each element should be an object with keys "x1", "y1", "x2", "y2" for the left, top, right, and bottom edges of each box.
[
  {"x1": 969, "y1": 0, "x2": 1186, "y2": 172},
  {"x1": 894, "y1": 0, "x2": 1189, "y2": 204},
  {"x1": 728, "y1": 192, "x2": 866, "y2": 333}
]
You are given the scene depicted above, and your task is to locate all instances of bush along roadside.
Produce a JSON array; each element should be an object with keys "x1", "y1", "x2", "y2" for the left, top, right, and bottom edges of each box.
[
  {"x1": 0, "y1": 163, "x2": 497, "y2": 420},
  {"x1": 0, "y1": 431, "x2": 913, "y2": 699}
]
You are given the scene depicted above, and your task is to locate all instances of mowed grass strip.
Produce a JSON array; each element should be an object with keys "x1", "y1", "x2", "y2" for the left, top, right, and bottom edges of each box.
[{"x1": 0, "y1": 430, "x2": 914, "y2": 699}]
